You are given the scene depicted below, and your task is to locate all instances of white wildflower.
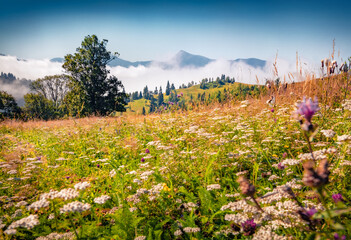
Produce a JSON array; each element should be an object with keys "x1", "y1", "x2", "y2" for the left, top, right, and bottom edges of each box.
[
  {"x1": 337, "y1": 135, "x2": 351, "y2": 142},
  {"x1": 109, "y1": 169, "x2": 116, "y2": 177},
  {"x1": 321, "y1": 129, "x2": 336, "y2": 138},
  {"x1": 36, "y1": 232, "x2": 75, "y2": 240},
  {"x1": 134, "y1": 236, "x2": 146, "y2": 240},
  {"x1": 60, "y1": 201, "x2": 91, "y2": 213},
  {"x1": 183, "y1": 227, "x2": 200, "y2": 233},
  {"x1": 174, "y1": 229, "x2": 183, "y2": 236},
  {"x1": 206, "y1": 184, "x2": 221, "y2": 191},
  {"x1": 27, "y1": 199, "x2": 50, "y2": 211},
  {"x1": 4, "y1": 229, "x2": 17, "y2": 235},
  {"x1": 74, "y1": 181, "x2": 91, "y2": 190},
  {"x1": 94, "y1": 195, "x2": 111, "y2": 204},
  {"x1": 6, "y1": 214, "x2": 39, "y2": 230}
]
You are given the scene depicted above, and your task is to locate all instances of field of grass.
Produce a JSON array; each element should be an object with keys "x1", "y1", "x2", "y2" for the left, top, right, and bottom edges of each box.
[{"x1": 1, "y1": 74, "x2": 351, "y2": 239}]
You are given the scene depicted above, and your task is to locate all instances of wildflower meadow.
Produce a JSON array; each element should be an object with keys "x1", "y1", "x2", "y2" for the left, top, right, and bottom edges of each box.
[{"x1": 1, "y1": 76, "x2": 351, "y2": 239}]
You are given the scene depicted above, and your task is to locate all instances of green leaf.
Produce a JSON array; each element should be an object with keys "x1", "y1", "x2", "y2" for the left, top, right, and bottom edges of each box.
[{"x1": 313, "y1": 208, "x2": 351, "y2": 219}]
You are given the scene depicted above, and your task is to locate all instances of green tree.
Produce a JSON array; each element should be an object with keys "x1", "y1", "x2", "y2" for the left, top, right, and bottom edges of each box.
[
  {"x1": 157, "y1": 88, "x2": 164, "y2": 106},
  {"x1": 24, "y1": 93, "x2": 55, "y2": 120},
  {"x1": 0, "y1": 91, "x2": 21, "y2": 119},
  {"x1": 30, "y1": 75, "x2": 69, "y2": 108},
  {"x1": 166, "y1": 81, "x2": 171, "y2": 95},
  {"x1": 143, "y1": 86, "x2": 149, "y2": 100},
  {"x1": 149, "y1": 96, "x2": 157, "y2": 113},
  {"x1": 142, "y1": 106, "x2": 146, "y2": 115},
  {"x1": 62, "y1": 35, "x2": 127, "y2": 116}
]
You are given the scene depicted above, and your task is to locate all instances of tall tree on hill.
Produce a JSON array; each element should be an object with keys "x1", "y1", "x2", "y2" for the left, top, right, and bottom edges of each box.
[
  {"x1": 166, "y1": 81, "x2": 171, "y2": 95},
  {"x1": 62, "y1": 35, "x2": 127, "y2": 116},
  {"x1": 157, "y1": 89, "x2": 164, "y2": 106},
  {"x1": 149, "y1": 96, "x2": 157, "y2": 113},
  {"x1": 143, "y1": 86, "x2": 149, "y2": 100}
]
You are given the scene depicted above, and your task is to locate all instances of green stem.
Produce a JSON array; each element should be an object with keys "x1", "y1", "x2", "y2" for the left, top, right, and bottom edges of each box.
[
  {"x1": 52, "y1": 200, "x2": 58, "y2": 230},
  {"x1": 69, "y1": 217, "x2": 80, "y2": 240},
  {"x1": 317, "y1": 187, "x2": 332, "y2": 224},
  {"x1": 303, "y1": 131, "x2": 316, "y2": 162}
]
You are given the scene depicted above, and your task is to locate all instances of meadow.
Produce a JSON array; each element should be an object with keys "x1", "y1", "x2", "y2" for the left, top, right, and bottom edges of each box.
[{"x1": 0, "y1": 74, "x2": 351, "y2": 239}]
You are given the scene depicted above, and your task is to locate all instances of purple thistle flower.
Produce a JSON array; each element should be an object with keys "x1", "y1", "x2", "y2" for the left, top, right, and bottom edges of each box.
[
  {"x1": 241, "y1": 219, "x2": 256, "y2": 236},
  {"x1": 145, "y1": 149, "x2": 150, "y2": 154},
  {"x1": 278, "y1": 162, "x2": 285, "y2": 170},
  {"x1": 271, "y1": 108, "x2": 274, "y2": 113},
  {"x1": 141, "y1": 157, "x2": 145, "y2": 163},
  {"x1": 334, "y1": 233, "x2": 347, "y2": 240},
  {"x1": 332, "y1": 193, "x2": 343, "y2": 203},
  {"x1": 306, "y1": 208, "x2": 317, "y2": 218},
  {"x1": 97, "y1": 164, "x2": 100, "y2": 168},
  {"x1": 296, "y1": 97, "x2": 320, "y2": 123}
]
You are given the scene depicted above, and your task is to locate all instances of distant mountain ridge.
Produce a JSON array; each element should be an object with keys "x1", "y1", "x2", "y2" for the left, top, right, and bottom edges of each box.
[{"x1": 49, "y1": 50, "x2": 267, "y2": 69}]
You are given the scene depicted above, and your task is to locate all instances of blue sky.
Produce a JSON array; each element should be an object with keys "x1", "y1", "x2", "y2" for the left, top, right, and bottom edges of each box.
[{"x1": 0, "y1": 0, "x2": 350, "y2": 63}]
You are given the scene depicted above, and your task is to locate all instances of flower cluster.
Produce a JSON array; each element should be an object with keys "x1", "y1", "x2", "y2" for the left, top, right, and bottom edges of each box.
[
  {"x1": 94, "y1": 195, "x2": 111, "y2": 204},
  {"x1": 5, "y1": 214, "x2": 40, "y2": 234},
  {"x1": 60, "y1": 201, "x2": 91, "y2": 213},
  {"x1": 74, "y1": 181, "x2": 91, "y2": 190},
  {"x1": 206, "y1": 184, "x2": 221, "y2": 191},
  {"x1": 40, "y1": 188, "x2": 79, "y2": 201},
  {"x1": 183, "y1": 227, "x2": 200, "y2": 233},
  {"x1": 27, "y1": 199, "x2": 50, "y2": 211},
  {"x1": 36, "y1": 232, "x2": 75, "y2": 240},
  {"x1": 241, "y1": 219, "x2": 256, "y2": 236}
]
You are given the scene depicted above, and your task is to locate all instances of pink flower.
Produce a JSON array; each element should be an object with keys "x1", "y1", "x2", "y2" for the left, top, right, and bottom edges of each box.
[
  {"x1": 241, "y1": 219, "x2": 256, "y2": 236},
  {"x1": 296, "y1": 97, "x2": 320, "y2": 123}
]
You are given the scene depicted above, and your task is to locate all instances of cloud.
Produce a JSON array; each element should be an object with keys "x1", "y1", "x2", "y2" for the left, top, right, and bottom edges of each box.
[
  {"x1": 0, "y1": 55, "x2": 64, "y2": 80},
  {"x1": 0, "y1": 54, "x2": 319, "y2": 102},
  {"x1": 109, "y1": 58, "x2": 302, "y2": 92}
]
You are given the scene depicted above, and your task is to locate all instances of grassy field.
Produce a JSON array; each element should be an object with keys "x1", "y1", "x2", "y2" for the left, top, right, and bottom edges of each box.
[
  {"x1": 0, "y1": 74, "x2": 351, "y2": 239},
  {"x1": 127, "y1": 82, "x2": 256, "y2": 114}
]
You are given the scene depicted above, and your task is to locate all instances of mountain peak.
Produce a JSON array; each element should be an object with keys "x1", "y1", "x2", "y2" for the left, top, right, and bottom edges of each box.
[{"x1": 173, "y1": 50, "x2": 213, "y2": 68}]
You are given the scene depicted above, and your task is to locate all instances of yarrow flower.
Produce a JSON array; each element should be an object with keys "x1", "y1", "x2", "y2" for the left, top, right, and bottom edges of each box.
[
  {"x1": 206, "y1": 184, "x2": 221, "y2": 191},
  {"x1": 74, "y1": 181, "x2": 91, "y2": 190},
  {"x1": 241, "y1": 219, "x2": 256, "y2": 236},
  {"x1": 27, "y1": 199, "x2": 50, "y2": 211},
  {"x1": 109, "y1": 169, "x2": 116, "y2": 177},
  {"x1": 94, "y1": 195, "x2": 111, "y2": 204},
  {"x1": 60, "y1": 201, "x2": 91, "y2": 214},
  {"x1": 183, "y1": 227, "x2": 200, "y2": 233},
  {"x1": 6, "y1": 214, "x2": 39, "y2": 232}
]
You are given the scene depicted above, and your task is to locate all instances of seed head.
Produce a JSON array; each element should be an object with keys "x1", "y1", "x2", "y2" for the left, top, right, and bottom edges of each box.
[
  {"x1": 303, "y1": 160, "x2": 329, "y2": 188},
  {"x1": 237, "y1": 176, "x2": 255, "y2": 197}
]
